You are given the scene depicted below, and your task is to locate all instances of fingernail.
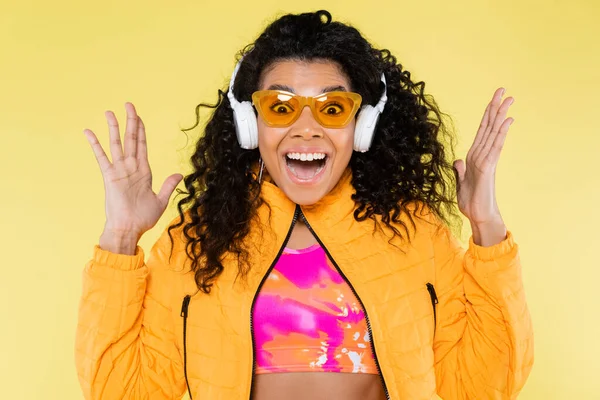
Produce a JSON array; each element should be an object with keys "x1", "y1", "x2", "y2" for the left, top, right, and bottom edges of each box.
[{"x1": 501, "y1": 88, "x2": 506, "y2": 96}]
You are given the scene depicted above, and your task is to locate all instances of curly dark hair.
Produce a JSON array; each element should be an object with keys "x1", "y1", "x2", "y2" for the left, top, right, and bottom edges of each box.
[{"x1": 169, "y1": 10, "x2": 461, "y2": 294}]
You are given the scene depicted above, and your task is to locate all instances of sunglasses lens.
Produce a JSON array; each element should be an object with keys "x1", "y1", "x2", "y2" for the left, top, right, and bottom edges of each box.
[
  {"x1": 314, "y1": 92, "x2": 359, "y2": 127},
  {"x1": 254, "y1": 91, "x2": 300, "y2": 126},
  {"x1": 252, "y1": 91, "x2": 361, "y2": 128}
]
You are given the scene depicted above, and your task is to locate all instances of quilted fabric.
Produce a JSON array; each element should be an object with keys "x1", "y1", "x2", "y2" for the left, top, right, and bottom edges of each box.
[{"x1": 75, "y1": 170, "x2": 534, "y2": 399}]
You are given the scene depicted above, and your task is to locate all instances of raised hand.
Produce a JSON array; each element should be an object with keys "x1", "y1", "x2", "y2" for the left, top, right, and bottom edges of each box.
[
  {"x1": 83, "y1": 103, "x2": 183, "y2": 254},
  {"x1": 453, "y1": 88, "x2": 514, "y2": 245}
]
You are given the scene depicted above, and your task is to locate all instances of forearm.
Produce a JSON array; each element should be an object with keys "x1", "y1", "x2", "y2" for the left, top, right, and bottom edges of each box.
[
  {"x1": 470, "y1": 217, "x2": 507, "y2": 247},
  {"x1": 76, "y1": 248, "x2": 149, "y2": 398},
  {"x1": 434, "y1": 229, "x2": 534, "y2": 399},
  {"x1": 76, "y1": 244, "x2": 185, "y2": 399}
]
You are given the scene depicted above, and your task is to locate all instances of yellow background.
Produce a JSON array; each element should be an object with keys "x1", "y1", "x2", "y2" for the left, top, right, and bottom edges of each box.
[{"x1": 1, "y1": 0, "x2": 598, "y2": 398}]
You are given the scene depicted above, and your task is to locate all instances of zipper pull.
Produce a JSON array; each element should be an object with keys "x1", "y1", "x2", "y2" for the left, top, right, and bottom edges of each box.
[
  {"x1": 426, "y1": 283, "x2": 438, "y2": 305},
  {"x1": 180, "y1": 295, "x2": 191, "y2": 318}
]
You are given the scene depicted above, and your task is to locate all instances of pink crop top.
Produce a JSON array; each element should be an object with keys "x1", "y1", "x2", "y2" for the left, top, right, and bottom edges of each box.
[{"x1": 252, "y1": 243, "x2": 378, "y2": 374}]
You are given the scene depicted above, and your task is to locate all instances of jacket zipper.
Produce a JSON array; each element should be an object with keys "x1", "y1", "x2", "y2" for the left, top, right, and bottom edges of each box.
[
  {"x1": 179, "y1": 210, "x2": 299, "y2": 400},
  {"x1": 299, "y1": 208, "x2": 391, "y2": 400},
  {"x1": 180, "y1": 295, "x2": 193, "y2": 399},
  {"x1": 426, "y1": 283, "x2": 438, "y2": 330},
  {"x1": 248, "y1": 206, "x2": 300, "y2": 399},
  {"x1": 180, "y1": 205, "x2": 413, "y2": 399}
]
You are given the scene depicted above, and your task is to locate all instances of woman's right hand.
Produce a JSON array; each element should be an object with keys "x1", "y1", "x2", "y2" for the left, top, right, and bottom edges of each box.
[{"x1": 83, "y1": 102, "x2": 183, "y2": 254}]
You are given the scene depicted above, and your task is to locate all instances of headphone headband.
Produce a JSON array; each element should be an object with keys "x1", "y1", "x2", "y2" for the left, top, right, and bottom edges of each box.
[
  {"x1": 227, "y1": 59, "x2": 243, "y2": 107},
  {"x1": 376, "y1": 73, "x2": 387, "y2": 112}
]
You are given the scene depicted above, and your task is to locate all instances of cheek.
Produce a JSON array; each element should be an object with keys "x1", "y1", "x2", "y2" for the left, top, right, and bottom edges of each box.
[
  {"x1": 257, "y1": 123, "x2": 286, "y2": 170},
  {"x1": 257, "y1": 123, "x2": 281, "y2": 151},
  {"x1": 330, "y1": 125, "x2": 355, "y2": 158}
]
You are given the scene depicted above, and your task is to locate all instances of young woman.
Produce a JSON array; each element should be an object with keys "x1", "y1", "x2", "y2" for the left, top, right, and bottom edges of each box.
[{"x1": 76, "y1": 10, "x2": 533, "y2": 400}]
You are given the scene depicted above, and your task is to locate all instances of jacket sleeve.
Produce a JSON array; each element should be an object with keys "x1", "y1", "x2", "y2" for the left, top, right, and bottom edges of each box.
[
  {"x1": 75, "y1": 230, "x2": 187, "y2": 400},
  {"x1": 431, "y1": 222, "x2": 534, "y2": 399}
]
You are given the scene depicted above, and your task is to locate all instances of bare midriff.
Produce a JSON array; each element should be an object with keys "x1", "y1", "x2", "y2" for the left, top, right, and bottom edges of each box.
[{"x1": 252, "y1": 372, "x2": 386, "y2": 400}]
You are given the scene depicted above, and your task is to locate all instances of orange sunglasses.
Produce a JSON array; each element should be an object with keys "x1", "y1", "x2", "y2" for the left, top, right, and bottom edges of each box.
[{"x1": 251, "y1": 90, "x2": 363, "y2": 128}]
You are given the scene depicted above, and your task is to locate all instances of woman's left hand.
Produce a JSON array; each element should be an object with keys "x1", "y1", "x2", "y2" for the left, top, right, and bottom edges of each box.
[{"x1": 453, "y1": 88, "x2": 514, "y2": 245}]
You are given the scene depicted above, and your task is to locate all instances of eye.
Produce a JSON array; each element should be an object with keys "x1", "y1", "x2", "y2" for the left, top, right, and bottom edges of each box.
[
  {"x1": 270, "y1": 101, "x2": 294, "y2": 114},
  {"x1": 320, "y1": 102, "x2": 344, "y2": 115}
]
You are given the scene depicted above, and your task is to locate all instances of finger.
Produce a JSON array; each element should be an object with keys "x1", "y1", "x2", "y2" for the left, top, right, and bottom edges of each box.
[
  {"x1": 453, "y1": 159, "x2": 466, "y2": 188},
  {"x1": 487, "y1": 118, "x2": 514, "y2": 162},
  {"x1": 123, "y1": 102, "x2": 139, "y2": 159},
  {"x1": 137, "y1": 116, "x2": 150, "y2": 170},
  {"x1": 480, "y1": 97, "x2": 514, "y2": 157},
  {"x1": 157, "y1": 173, "x2": 184, "y2": 209},
  {"x1": 83, "y1": 129, "x2": 112, "y2": 172},
  {"x1": 468, "y1": 103, "x2": 491, "y2": 159},
  {"x1": 469, "y1": 88, "x2": 503, "y2": 159},
  {"x1": 490, "y1": 97, "x2": 514, "y2": 139},
  {"x1": 106, "y1": 110, "x2": 124, "y2": 163},
  {"x1": 488, "y1": 87, "x2": 505, "y2": 120}
]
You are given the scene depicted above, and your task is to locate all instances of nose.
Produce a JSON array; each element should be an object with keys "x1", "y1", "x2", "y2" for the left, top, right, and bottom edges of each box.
[{"x1": 289, "y1": 106, "x2": 324, "y2": 140}]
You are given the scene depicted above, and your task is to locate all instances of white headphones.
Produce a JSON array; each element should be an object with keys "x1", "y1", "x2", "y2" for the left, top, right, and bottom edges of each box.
[{"x1": 227, "y1": 60, "x2": 387, "y2": 152}]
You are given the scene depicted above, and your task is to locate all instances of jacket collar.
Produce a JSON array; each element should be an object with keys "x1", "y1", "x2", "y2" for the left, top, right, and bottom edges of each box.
[{"x1": 259, "y1": 167, "x2": 357, "y2": 224}]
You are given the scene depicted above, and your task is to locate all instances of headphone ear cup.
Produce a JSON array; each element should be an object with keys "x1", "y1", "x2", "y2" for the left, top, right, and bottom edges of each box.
[
  {"x1": 232, "y1": 101, "x2": 258, "y2": 149},
  {"x1": 354, "y1": 105, "x2": 381, "y2": 152}
]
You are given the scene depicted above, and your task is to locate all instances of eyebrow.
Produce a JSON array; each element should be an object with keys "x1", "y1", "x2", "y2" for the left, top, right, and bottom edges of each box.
[{"x1": 266, "y1": 84, "x2": 348, "y2": 93}]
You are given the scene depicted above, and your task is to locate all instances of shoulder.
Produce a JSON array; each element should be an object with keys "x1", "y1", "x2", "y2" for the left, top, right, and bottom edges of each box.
[{"x1": 388, "y1": 200, "x2": 442, "y2": 236}]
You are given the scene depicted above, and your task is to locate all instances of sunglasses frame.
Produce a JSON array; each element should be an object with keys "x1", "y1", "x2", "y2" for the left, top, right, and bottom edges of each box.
[{"x1": 251, "y1": 90, "x2": 363, "y2": 128}]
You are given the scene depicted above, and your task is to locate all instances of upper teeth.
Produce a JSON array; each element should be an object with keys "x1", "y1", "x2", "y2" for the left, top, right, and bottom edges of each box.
[{"x1": 286, "y1": 152, "x2": 326, "y2": 161}]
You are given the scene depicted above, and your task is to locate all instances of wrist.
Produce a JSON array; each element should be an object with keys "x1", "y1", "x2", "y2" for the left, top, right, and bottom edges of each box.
[
  {"x1": 99, "y1": 229, "x2": 140, "y2": 255},
  {"x1": 470, "y1": 217, "x2": 507, "y2": 247}
]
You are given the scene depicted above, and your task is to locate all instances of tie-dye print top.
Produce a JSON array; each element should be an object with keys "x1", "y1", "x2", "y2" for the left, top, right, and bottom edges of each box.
[{"x1": 252, "y1": 243, "x2": 378, "y2": 374}]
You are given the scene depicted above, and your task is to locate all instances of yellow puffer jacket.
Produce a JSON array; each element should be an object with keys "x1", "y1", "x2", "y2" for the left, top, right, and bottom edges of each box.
[{"x1": 75, "y1": 170, "x2": 533, "y2": 399}]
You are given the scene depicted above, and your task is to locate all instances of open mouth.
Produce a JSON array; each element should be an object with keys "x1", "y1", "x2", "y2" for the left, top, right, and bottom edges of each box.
[{"x1": 285, "y1": 152, "x2": 328, "y2": 181}]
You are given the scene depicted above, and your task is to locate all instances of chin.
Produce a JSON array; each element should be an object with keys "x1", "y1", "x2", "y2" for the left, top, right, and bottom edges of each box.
[
  {"x1": 281, "y1": 186, "x2": 328, "y2": 206},
  {"x1": 266, "y1": 152, "x2": 349, "y2": 205}
]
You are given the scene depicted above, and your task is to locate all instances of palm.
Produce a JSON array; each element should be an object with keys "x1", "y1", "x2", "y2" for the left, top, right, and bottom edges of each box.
[
  {"x1": 454, "y1": 88, "x2": 514, "y2": 225},
  {"x1": 83, "y1": 103, "x2": 182, "y2": 238},
  {"x1": 102, "y1": 157, "x2": 163, "y2": 235}
]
